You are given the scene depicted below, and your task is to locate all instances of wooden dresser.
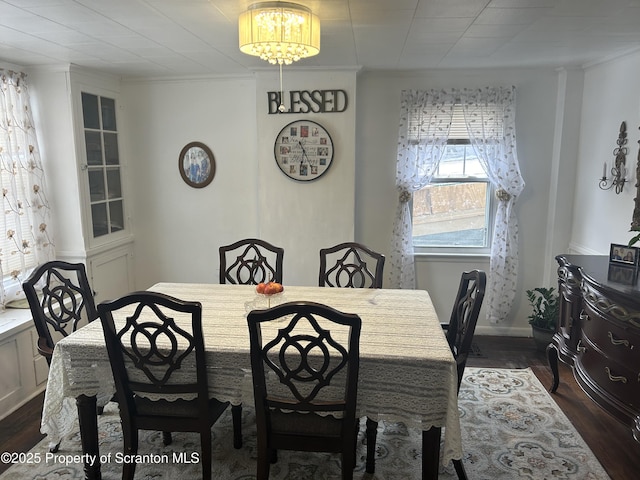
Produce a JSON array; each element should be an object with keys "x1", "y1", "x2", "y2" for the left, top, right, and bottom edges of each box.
[{"x1": 549, "y1": 254, "x2": 640, "y2": 443}]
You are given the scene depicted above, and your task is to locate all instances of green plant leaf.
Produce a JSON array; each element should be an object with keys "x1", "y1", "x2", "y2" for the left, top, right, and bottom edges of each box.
[{"x1": 526, "y1": 287, "x2": 559, "y2": 330}]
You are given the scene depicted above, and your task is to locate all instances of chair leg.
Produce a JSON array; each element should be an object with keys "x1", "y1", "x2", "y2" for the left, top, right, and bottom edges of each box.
[
  {"x1": 342, "y1": 451, "x2": 355, "y2": 480},
  {"x1": 232, "y1": 404, "x2": 242, "y2": 449},
  {"x1": 365, "y1": 417, "x2": 378, "y2": 474},
  {"x1": 256, "y1": 443, "x2": 271, "y2": 480},
  {"x1": 200, "y1": 430, "x2": 212, "y2": 480},
  {"x1": 162, "y1": 431, "x2": 172, "y2": 446},
  {"x1": 453, "y1": 458, "x2": 468, "y2": 480},
  {"x1": 121, "y1": 425, "x2": 138, "y2": 480},
  {"x1": 342, "y1": 425, "x2": 357, "y2": 480}
]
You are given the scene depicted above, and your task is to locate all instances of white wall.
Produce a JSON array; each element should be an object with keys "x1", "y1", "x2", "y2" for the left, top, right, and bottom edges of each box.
[
  {"x1": 256, "y1": 69, "x2": 357, "y2": 286},
  {"x1": 120, "y1": 69, "x2": 357, "y2": 289},
  {"x1": 26, "y1": 61, "x2": 604, "y2": 337},
  {"x1": 355, "y1": 68, "x2": 578, "y2": 334},
  {"x1": 571, "y1": 50, "x2": 640, "y2": 254},
  {"x1": 121, "y1": 76, "x2": 259, "y2": 288}
]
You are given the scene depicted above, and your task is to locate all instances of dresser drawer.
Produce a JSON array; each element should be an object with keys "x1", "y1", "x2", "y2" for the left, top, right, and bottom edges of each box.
[
  {"x1": 579, "y1": 340, "x2": 640, "y2": 409},
  {"x1": 581, "y1": 303, "x2": 640, "y2": 365}
]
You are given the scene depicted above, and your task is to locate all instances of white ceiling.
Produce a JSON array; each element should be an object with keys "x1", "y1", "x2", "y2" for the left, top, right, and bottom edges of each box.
[{"x1": 1, "y1": 0, "x2": 640, "y2": 78}]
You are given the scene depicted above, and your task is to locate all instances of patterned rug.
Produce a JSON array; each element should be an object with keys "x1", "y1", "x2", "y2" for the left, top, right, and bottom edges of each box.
[{"x1": 0, "y1": 368, "x2": 610, "y2": 479}]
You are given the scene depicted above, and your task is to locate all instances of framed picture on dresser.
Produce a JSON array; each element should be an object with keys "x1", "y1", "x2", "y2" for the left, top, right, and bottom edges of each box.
[
  {"x1": 608, "y1": 243, "x2": 639, "y2": 285},
  {"x1": 609, "y1": 243, "x2": 639, "y2": 267}
]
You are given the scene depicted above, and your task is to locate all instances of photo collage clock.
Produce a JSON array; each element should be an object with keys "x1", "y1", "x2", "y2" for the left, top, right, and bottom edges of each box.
[{"x1": 273, "y1": 120, "x2": 334, "y2": 182}]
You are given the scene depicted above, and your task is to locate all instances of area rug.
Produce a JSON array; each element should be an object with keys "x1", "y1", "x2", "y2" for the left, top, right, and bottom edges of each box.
[{"x1": 0, "y1": 368, "x2": 610, "y2": 479}]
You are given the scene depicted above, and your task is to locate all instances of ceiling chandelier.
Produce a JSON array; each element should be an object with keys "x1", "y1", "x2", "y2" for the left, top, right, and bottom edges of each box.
[{"x1": 238, "y1": 1, "x2": 320, "y2": 65}]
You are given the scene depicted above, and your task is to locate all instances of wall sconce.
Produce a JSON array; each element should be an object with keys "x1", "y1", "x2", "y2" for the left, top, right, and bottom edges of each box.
[{"x1": 599, "y1": 121, "x2": 628, "y2": 194}]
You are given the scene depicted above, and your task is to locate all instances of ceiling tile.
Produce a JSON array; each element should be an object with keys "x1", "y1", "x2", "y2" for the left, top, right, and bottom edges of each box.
[{"x1": 0, "y1": 0, "x2": 637, "y2": 77}]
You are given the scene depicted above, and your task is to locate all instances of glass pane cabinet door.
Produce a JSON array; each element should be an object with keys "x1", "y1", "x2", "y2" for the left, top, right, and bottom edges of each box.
[{"x1": 81, "y1": 92, "x2": 125, "y2": 239}]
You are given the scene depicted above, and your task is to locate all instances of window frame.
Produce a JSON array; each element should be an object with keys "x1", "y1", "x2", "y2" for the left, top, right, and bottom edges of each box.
[{"x1": 411, "y1": 139, "x2": 495, "y2": 256}]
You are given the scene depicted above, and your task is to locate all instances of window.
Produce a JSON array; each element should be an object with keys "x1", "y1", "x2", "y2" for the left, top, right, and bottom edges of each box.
[
  {"x1": 411, "y1": 106, "x2": 492, "y2": 253},
  {"x1": 81, "y1": 93, "x2": 125, "y2": 238}
]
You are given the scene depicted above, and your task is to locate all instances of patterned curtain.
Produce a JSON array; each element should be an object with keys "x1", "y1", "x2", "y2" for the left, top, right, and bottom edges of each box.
[
  {"x1": 461, "y1": 86, "x2": 524, "y2": 323},
  {"x1": 389, "y1": 90, "x2": 455, "y2": 288},
  {"x1": 0, "y1": 69, "x2": 54, "y2": 307},
  {"x1": 389, "y1": 86, "x2": 524, "y2": 324}
]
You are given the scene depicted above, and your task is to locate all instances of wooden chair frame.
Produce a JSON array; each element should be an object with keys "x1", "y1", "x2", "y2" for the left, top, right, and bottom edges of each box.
[
  {"x1": 98, "y1": 291, "x2": 234, "y2": 480},
  {"x1": 444, "y1": 270, "x2": 487, "y2": 391},
  {"x1": 219, "y1": 238, "x2": 284, "y2": 285},
  {"x1": 23, "y1": 260, "x2": 98, "y2": 366},
  {"x1": 319, "y1": 242, "x2": 385, "y2": 288},
  {"x1": 22, "y1": 260, "x2": 99, "y2": 453},
  {"x1": 247, "y1": 301, "x2": 361, "y2": 480}
]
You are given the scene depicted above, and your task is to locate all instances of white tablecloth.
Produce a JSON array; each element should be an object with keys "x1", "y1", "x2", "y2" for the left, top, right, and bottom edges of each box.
[{"x1": 41, "y1": 283, "x2": 462, "y2": 464}]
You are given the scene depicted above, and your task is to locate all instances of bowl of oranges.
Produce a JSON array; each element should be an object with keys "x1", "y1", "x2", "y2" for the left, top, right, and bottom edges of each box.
[
  {"x1": 250, "y1": 281, "x2": 284, "y2": 309},
  {"x1": 255, "y1": 281, "x2": 284, "y2": 296}
]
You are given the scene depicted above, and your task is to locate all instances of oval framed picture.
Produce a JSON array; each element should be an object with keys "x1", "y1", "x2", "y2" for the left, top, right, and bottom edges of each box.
[{"x1": 179, "y1": 142, "x2": 215, "y2": 188}]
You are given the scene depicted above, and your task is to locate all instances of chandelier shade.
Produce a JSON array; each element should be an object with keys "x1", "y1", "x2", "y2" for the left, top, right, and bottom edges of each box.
[{"x1": 238, "y1": 1, "x2": 320, "y2": 65}]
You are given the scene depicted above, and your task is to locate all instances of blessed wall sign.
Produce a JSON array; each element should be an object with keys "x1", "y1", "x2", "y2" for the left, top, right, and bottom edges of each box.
[{"x1": 267, "y1": 89, "x2": 348, "y2": 114}]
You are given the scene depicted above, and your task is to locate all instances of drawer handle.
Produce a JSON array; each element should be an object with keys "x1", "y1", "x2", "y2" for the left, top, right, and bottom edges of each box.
[
  {"x1": 576, "y1": 340, "x2": 586, "y2": 353},
  {"x1": 579, "y1": 309, "x2": 589, "y2": 321},
  {"x1": 607, "y1": 331, "x2": 632, "y2": 349},
  {"x1": 605, "y1": 367, "x2": 628, "y2": 384}
]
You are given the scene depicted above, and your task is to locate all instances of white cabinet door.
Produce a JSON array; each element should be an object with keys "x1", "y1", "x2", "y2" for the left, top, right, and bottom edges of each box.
[{"x1": 88, "y1": 243, "x2": 135, "y2": 304}]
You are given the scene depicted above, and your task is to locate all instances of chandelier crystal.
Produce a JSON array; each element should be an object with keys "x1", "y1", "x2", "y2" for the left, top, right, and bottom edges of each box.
[{"x1": 239, "y1": 2, "x2": 320, "y2": 65}]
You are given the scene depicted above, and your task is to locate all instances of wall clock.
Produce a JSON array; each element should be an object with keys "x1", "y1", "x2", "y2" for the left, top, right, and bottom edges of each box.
[{"x1": 273, "y1": 120, "x2": 334, "y2": 181}]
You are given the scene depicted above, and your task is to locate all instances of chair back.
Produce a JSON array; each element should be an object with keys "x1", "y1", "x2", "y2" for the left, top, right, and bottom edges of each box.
[
  {"x1": 219, "y1": 238, "x2": 284, "y2": 285},
  {"x1": 247, "y1": 301, "x2": 361, "y2": 447},
  {"x1": 23, "y1": 260, "x2": 97, "y2": 365},
  {"x1": 319, "y1": 242, "x2": 385, "y2": 288},
  {"x1": 98, "y1": 291, "x2": 208, "y2": 416},
  {"x1": 445, "y1": 270, "x2": 486, "y2": 391}
]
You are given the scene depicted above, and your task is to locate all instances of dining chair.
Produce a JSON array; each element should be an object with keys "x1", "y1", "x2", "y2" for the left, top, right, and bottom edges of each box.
[
  {"x1": 219, "y1": 238, "x2": 284, "y2": 285},
  {"x1": 98, "y1": 291, "x2": 237, "y2": 480},
  {"x1": 22, "y1": 260, "x2": 99, "y2": 453},
  {"x1": 319, "y1": 242, "x2": 385, "y2": 288},
  {"x1": 365, "y1": 270, "x2": 486, "y2": 479},
  {"x1": 23, "y1": 260, "x2": 98, "y2": 366},
  {"x1": 247, "y1": 301, "x2": 362, "y2": 480},
  {"x1": 219, "y1": 237, "x2": 284, "y2": 446}
]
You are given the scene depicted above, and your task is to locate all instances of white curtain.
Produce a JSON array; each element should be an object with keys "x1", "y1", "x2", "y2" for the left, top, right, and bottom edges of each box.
[
  {"x1": 389, "y1": 86, "x2": 524, "y2": 324},
  {"x1": 389, "y1": 90, "x2": 455, "y2": 289},
  {"x1": 0, "y1": 70, "x2": 54, "y2": 307},
  {"x1": 461, "y1": 86, "x2": 525, "y2": 323}
]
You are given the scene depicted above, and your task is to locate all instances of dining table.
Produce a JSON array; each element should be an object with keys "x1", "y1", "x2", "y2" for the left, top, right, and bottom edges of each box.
[{"x1": 40, "y1": 283, "x2": 462, "y2": 480}]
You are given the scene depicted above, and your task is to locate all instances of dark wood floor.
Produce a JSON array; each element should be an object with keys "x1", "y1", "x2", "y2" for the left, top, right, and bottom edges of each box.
[{"x1": 1, "y1": 336, "x2": 639, "y2": 479}]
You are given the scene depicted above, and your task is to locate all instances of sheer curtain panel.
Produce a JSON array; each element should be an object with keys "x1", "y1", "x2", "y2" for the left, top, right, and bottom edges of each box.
[
  {"x1": 389, "y1": 87, "x2": 524, "y2": 324},
  {"x1": 389, "y1": 89, "x2": 455, "y2": 289},
  {"x1": 0, "y1": 70, "x2": 54, "y2": 307},
  {"x1": 461, "y1": 87, "x2": 524, "y2": 323}
]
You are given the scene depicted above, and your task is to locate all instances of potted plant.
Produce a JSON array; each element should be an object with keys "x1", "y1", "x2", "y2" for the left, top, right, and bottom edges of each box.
[{"x1": 526, "y1": 286, "x2": 559, "y2": 352}]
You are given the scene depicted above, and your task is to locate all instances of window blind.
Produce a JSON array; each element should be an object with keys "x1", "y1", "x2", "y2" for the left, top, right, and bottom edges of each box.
[{"x1": 408, "y1": 104, "x2": 470, "y2": 143}]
